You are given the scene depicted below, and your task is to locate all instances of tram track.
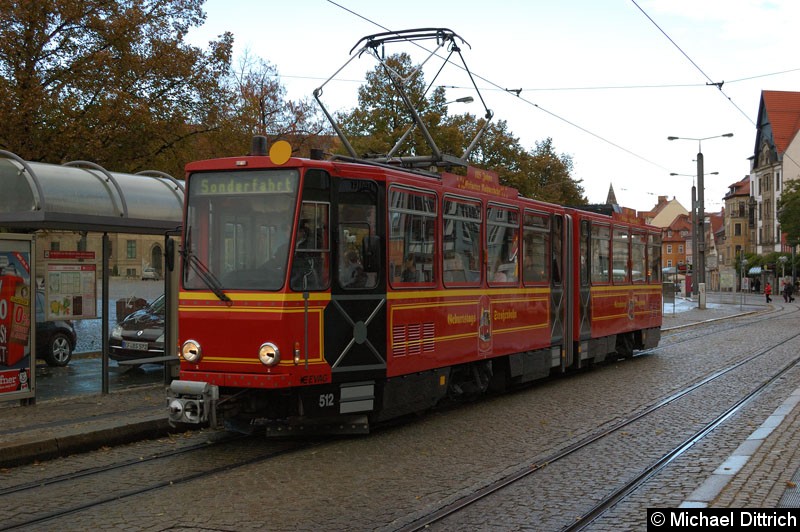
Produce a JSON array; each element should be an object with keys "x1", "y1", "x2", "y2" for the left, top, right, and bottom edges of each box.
[
  {"x1": 394, "y1": 309, "x2": 800, "y2": 531},
  {"x1": 3, "y1": 305, "x2": 795, "y2": 530},
  {"x1": 0, "y1": 433, "x2": 313, "y2": 531},
  {"x1": 651, "y1": 302, "x2": 798, "y2": 351}
]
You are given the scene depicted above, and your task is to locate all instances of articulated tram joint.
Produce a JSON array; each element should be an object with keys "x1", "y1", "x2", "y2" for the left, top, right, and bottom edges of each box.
[{"x1": 167, "y1": 380, "x2": 219, "y2": 427}]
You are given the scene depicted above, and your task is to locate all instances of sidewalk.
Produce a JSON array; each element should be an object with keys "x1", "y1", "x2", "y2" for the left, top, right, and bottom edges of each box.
[
  {"x1": 0, "y1": 293, "x2": 798, "y2": 512},
  {"x1": 0, "y1": 384, "x2": 168, "y2": 467}
]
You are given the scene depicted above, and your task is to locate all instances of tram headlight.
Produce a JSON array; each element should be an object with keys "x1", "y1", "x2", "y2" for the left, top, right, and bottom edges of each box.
[
  {"x1": 258, "y1": 342, "x2": 280, "y2": 367},
  {"x1": 110, "y1": 324, "x2": 123, "y2": 340},
  {"x1": 181, "y1": 339, "x2": 202, "y2": 363}
]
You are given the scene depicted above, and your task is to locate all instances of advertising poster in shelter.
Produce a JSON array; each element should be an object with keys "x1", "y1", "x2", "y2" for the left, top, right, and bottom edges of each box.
[
  {"x1": 0, "y1": 235, "x2": 34, "y2": 400},
  {"x1": 45, "y1": 260, "x2": 97, "y2": 321}
]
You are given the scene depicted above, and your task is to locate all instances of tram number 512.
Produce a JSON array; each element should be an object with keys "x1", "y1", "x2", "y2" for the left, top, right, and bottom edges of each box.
[{"x1": 319, "y1": 393, "x2": 335, "y2": 408}]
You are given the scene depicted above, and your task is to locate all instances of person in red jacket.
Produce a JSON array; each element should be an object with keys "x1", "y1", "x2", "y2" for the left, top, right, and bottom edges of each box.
[{"x1": 764, "y1": 282, "x2": 772, "y2": 303}]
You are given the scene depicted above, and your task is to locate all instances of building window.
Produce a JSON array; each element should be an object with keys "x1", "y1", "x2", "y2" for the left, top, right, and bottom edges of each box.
[
  {"x1": 666, "y1": 244, "x2": 673, "y2": 254},
  {"x1": 667, "y1": 260, "x2": 673, "y2": 267},
  {"x1": 734, "y1": 223, "x2": 741, "y2": 236},
  {"x1": 127, "y1": 240, "x2": 136, "y2": 259},
  {"x1": 50, "y1": 241, "x2": 60, "y2": 251},
  {"x1": 678, "y1": 244, "x2": 684, "y2": 253}
]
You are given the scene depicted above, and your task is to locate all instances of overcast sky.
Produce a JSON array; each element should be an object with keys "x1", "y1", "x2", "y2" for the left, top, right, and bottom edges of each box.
[{"x1": 187, "y1": 0, "x2": 800, "y2": 213}]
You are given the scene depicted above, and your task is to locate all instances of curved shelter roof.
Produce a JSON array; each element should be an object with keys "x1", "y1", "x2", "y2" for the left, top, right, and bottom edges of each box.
[{"x1": 0, "y1": 151, "x2": 184, "y2": 234}]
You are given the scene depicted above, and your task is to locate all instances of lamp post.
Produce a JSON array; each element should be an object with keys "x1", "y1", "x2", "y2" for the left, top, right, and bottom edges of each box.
[
  {"x1": 740, "y1": 257, "x2": 748, "y2": 310},
  {"x1": 779, "y1": 255, "x2": 788, "y2": 280},
  {"x1": 669, "y1": 171, "x2": 719, "y2": 299},
  {"x1": 668, "y1": 133, "x2": 733, "y2": 305}
]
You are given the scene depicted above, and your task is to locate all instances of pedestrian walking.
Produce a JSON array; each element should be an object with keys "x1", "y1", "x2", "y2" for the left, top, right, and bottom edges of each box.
[
  {"x1": 765, "y1": 282, "x2": 772, "y2": 303},
  {"x1": 782, "y1": 280, "x2": 789, "y2": 303}
]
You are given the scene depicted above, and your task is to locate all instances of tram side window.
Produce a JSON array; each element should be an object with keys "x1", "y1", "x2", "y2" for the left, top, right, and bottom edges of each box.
[
  {"x1": 522, "y1": 211, "x2": 549, "y2": 285},
  {"x1": 487, "y1": 205, "x2": 520, "y2": 286},
  {"x1": 591, "y1": 225, "x2": 610, "y2": 284},
  {"x1": 389, "y1": 188, "x2": 436, "y2": 287},
  {"x1": 612, "y1": 228, "x2": 630, "y2": 283},
  {"x1": 290, "y1": 201, "x2": 330, "y2": 291},
  {"x1": 631, "y1": 232, "x2": 646, "y2": 283},
  {"x1": 580, "y1": 220, "x2": 590, "y2": 286},
  {"x1": 648, "y1": 233, "x2": 662, "y2": 283},
  {"x1": 442, "y1": 197, "x2": 481, "y2": 285},
  {"x1": 337, "y1": 179, "x2": 379, "y2": 290}
]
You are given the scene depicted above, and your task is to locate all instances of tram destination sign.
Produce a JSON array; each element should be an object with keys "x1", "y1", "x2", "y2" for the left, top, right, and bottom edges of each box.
[{"x1": 194, "y1": 171, "x2": 298, "y2": 195}]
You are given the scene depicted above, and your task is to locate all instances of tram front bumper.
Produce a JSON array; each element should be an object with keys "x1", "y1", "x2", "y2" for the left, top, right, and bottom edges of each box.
[{"x1": 167, "y1": 380, "x2": 219, "y2": 426}]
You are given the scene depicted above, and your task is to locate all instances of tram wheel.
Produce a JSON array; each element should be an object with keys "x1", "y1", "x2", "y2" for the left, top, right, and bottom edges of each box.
[{"x1": 615, "y1": 333, "x2": 635, "y2": 359}]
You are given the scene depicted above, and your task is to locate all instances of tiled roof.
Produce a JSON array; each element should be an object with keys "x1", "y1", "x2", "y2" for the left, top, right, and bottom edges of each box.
[
  {"x1": 762, "y1": 91, "x2": 800, "y2": 154},
  {"x1": 709, "y1": 211, "x2": 723, "y2": 234},
  {"x1": 724, "y1": 177, "x2": 750, "y2": 199}
]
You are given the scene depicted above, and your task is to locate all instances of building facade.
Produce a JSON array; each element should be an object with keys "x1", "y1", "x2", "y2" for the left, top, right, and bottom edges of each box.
[{"x1": 751, "y1": 90, "x2": 800, "y2": 254}]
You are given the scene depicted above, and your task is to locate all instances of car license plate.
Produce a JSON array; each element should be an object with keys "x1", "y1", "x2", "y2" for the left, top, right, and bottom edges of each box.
[{"x1": 123, "y1": 340, "x2": 149, "y2": 351}]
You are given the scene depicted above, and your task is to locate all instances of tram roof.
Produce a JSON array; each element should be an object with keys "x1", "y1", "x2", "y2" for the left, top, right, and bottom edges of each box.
[{"x1": 0, "y1": 151, "x2": 183, "y2": 234}]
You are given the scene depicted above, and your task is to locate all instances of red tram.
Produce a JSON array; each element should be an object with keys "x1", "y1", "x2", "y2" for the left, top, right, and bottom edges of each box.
[
  {"x1": 167, "y1": 141, "x2": 663, "y2": 434},
  {"x1": 167, "y1": 27, "x2": 662, "y2": 434}
]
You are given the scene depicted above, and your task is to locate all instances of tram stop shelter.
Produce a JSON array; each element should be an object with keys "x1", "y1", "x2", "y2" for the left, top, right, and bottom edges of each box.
[{"x1": 0, "y1": 150, "x2": 184, "y2": 400}]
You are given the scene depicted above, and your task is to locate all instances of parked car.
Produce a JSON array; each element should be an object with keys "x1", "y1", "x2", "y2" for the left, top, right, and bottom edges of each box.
[
  {"x1": 109, "y1": 293, "x2": 165, "y2": 364},
  {"x1": 35, "y1": 290, "x2": 77, "y2": 367},
  {"x1": 141, "y1": 267, "x2": 160, "y2": 281}
]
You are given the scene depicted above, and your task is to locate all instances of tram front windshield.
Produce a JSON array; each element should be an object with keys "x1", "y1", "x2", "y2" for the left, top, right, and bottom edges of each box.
[{"x1": 183, "y1": 169, "x2": 299, "y2": 291}]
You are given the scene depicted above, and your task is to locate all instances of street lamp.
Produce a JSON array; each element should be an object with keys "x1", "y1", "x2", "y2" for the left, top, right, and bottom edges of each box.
[
  {"x1": 779, "y1": 255, "x2": 788, "y2": 279},
  {"x1": 444, "y1": 96, "x2": 474, "y2": 105},
  {"x1": 669, "y1": 172, "x2": 719, "y2": 177},
  {"x1": 668, "y1": 133, "x2": 734, "y2": 304}
]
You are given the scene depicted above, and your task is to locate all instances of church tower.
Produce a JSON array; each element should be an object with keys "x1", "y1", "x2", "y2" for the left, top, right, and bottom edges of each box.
[{"x1": 606, "y1": 183, "x2": 618, "y2": 205}]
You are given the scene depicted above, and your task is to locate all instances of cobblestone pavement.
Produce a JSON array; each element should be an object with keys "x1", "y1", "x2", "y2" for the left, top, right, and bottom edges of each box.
[{"x1": 1, "y1": 292, "x2": 798, "y2": 530}]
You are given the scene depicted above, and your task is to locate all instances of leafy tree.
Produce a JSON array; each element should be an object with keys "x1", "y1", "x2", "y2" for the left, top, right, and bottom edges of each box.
[
  {"x1": 0, "y1": 0, "x2": 233, "y2": 176},
  {"x1": 778, "y1": 179, "x2": 800, "y2": 244},
  {"x1": 337, "y1": 53, "x2": 448, "y2": 159},
  {"x1": 527, "y1": 138, "x2": 585, "y2": 205},
  {"x1": 227, "y1": 50, "x2": 330, "y2": 158}
]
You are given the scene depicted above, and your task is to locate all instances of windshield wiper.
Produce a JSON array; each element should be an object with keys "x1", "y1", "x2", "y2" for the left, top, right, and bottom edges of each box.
[{"x1": 182, "y1": 239, "x2": 231, "y2": 304}]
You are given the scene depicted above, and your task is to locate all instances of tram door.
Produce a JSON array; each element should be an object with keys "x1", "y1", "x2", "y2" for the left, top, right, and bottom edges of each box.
[
  {"x1": 577, "y1": 220, "x2": 592, "y2": 366},
  {"x1": 550, "y1": 214, "x2": 566, "y2": 370},
  {"x1": 324, "y1": 178, "x2": 387, "y2": 381}
]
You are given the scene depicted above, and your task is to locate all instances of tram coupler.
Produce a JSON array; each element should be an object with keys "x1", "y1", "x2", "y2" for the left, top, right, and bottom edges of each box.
[{"x1": 167, "y1": 380, "x2": 218, "y2": 427}]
